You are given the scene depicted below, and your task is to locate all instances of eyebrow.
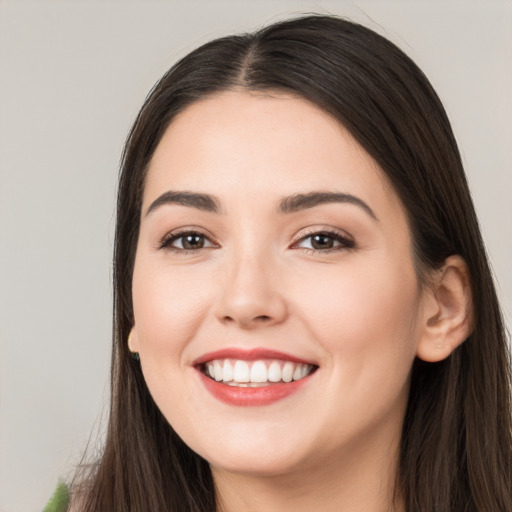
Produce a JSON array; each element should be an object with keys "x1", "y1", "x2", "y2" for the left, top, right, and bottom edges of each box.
[
  {"x1": 145, "y1": 190, "x2": 377, "y2": 221},
  {"x1": 145, "y1": 191, "x2": 222, "y2": 216},
  {"x1": 278, "y1": 192, "x2": 378, "y2": 220}
]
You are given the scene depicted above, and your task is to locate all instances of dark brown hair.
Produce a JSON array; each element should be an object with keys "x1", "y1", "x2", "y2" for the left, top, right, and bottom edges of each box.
[{"x1": 75, "y1": 15, "x2": 511, "y2": 511}]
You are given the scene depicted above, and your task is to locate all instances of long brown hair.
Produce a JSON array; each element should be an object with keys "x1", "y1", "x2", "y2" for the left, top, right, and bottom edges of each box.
[{"x1": 75, "y1": 15, "x2": 511, "y2": 511}]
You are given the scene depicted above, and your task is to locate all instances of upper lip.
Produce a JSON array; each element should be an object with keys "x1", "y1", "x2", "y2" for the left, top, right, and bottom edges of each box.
[{"x1": 192, "y1": 348, "x2": 318, "y2": 367}]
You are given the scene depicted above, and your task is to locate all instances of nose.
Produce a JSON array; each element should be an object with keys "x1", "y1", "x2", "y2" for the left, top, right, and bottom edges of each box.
[{"x1": 214, "y1": 253, "x2": 288, "y2": 330}]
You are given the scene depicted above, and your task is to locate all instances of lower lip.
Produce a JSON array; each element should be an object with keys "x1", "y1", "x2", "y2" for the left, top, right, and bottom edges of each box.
[{"x1": 197, "y1": 371, "x2": 310, "y2": 406}]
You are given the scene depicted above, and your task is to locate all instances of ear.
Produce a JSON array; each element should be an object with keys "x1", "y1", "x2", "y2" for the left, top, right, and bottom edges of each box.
[
  {"x1": 416, "y1": 255, "x2": 473, "y2": 362},
  {"x1": 128, "y1": 327, "x2": 140, "y2": 353}
]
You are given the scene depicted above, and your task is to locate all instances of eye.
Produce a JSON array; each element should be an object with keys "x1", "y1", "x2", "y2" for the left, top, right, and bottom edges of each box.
[
  {"x1": 293, "y1": 230, "x2": 355, "y2": 252},
  {"x1": 160, "y1": 231, "x2": 216, "y2": 252}
]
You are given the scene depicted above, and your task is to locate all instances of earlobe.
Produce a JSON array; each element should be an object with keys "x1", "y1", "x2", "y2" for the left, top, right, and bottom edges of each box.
[
  {"x1": 128, "y1": 327, "x2": 140, "y2": 353},
  {"x1": 416, "y1": 255, "x2": 473, "y2": 363}
]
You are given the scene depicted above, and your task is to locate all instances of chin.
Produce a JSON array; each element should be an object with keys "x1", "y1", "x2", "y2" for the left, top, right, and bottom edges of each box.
[
  {"x1": 187, "y1": 426, "x2": 311, "y2": 477},
  {"x1": 206, "y1": 448, "x2": 305, "y2": 478}
]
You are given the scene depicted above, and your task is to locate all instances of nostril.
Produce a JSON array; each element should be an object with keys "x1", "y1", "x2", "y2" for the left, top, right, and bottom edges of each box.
[{"x1": 221, "y1": 314, "x2": 273, "y2": 327}]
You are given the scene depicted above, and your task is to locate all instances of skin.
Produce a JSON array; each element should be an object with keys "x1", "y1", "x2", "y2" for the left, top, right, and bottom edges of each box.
[{"x1": 129, "y1": 91, "x2": 471, "y2": 512}]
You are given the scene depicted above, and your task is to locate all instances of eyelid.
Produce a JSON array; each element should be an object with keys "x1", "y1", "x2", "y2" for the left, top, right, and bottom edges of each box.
[
  {"x1": 290, "y1": 226, "x2": 355, "y2": 252},
  {"x1": 158, "y1": 227, "x2": 219, "y2": 251},
  {"x1": 157, "y1": 225, "x2": 354, "y2": 253}
]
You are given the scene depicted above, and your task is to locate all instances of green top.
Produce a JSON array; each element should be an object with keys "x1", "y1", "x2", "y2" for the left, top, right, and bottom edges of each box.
[{"x1": 43, "y1": 481, "x2": 69, "y2": 512}]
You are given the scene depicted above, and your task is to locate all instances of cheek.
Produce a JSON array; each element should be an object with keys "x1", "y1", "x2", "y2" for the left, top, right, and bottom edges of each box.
[
  {"x1": 291, "y1": 257, "x2": 420, "y2": 367},
  {"x1": 131, "y1": 260, "x2": 214, "y2": 362},
  {"x1": 131, "y1": 261, "x2": 216, "y2": 426},
  {"x1": 290, "y1": 258, "x2": 421, "y2": 436}
]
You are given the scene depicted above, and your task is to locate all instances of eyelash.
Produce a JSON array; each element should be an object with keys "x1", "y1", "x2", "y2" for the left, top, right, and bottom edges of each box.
[
  {"x1": 159, "y1": 229, "x2": 355, "y2": 254},
  {"x1": 159, "y1": 230, "x2": 217, "y2": 253},
  {"x1": 291, "y1": 229, "x2": 355, "y2": 253}
]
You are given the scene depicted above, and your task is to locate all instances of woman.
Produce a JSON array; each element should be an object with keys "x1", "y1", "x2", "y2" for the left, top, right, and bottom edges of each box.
[{"x1": 54, "y1": 14, "x2": 510, "y2": 512}]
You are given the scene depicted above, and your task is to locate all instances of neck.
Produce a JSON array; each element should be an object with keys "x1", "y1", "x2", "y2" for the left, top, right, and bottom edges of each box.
[{"x1": 212, "y1": 430, "x2": 405, "y2": 512}]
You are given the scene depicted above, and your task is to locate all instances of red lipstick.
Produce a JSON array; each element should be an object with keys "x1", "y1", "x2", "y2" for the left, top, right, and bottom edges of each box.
[
  {"x1": 198, "y1": 372, "x2": 309, "y2": 406},
  {"x1": 193, "y1": 347, "x2": 317, "y2": 407}
]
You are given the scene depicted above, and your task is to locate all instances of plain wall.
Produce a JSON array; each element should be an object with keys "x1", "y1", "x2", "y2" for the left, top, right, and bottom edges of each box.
[{"x1": 0, "y1": 1, "x2": 510, "y2": 510}]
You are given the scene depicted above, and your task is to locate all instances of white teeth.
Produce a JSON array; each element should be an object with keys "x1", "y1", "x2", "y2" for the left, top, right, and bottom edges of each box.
[
  {"x1": 250, "y1": 360, "x2": 268, "y2": 383},
  {"x1": 222, "y1": 360, "x2": 234, "y2": 382},
  {"x1": 268, "y1": 361, "x2": 282, "y2": 382},
  {"x1": 214, "y1": 360, "x2": 223, "y2": 382},
  {"x1": 233, "y1": 360, "x2": 250, "y2": 382},
  {"x1": 204, "y1": 358, "x2": 315, "y2": 385},
  {"x1": 282, "y1": 362, "x2": 294, "y2": 383}
]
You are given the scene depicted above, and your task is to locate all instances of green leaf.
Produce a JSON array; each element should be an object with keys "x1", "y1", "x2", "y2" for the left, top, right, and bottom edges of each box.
[{"x1": 43, "y1": 480, "x2": 69, "y2": 512}]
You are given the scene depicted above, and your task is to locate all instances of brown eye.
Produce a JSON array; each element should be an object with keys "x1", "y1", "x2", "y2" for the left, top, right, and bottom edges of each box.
[
  {"x1": 311, "y1": 234, "x2": 335, "y2": 250},
  {"x1": 295, "y1": 231, "x2": 355, "y2": 252},
  {"x1": 162, "y1": 231, "x2": 215, "y2": 251},
  {"x1": 181, "y1": 234, "x2": 205, "y2": 250}
]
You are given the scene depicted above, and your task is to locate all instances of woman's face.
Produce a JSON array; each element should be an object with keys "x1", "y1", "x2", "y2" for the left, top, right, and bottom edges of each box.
[{"x1": 131, "y1": 91, "x2": 429, "y2": 477}]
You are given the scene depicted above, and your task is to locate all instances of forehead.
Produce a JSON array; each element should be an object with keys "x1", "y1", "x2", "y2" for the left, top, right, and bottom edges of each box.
[{"x1": 144, "y1": 91, "x2": 403, "y2": 222}]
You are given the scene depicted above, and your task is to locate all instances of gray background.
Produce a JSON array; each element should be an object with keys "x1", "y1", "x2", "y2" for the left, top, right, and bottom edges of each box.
[{"x1": 0, "y1": 1, "x2": 510, "y2": 510}]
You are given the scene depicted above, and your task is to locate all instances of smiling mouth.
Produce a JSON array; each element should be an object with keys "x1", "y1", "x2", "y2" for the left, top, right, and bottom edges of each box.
[{"x1": 200, "y1": 358, "x2": 317, "y2": 387}]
